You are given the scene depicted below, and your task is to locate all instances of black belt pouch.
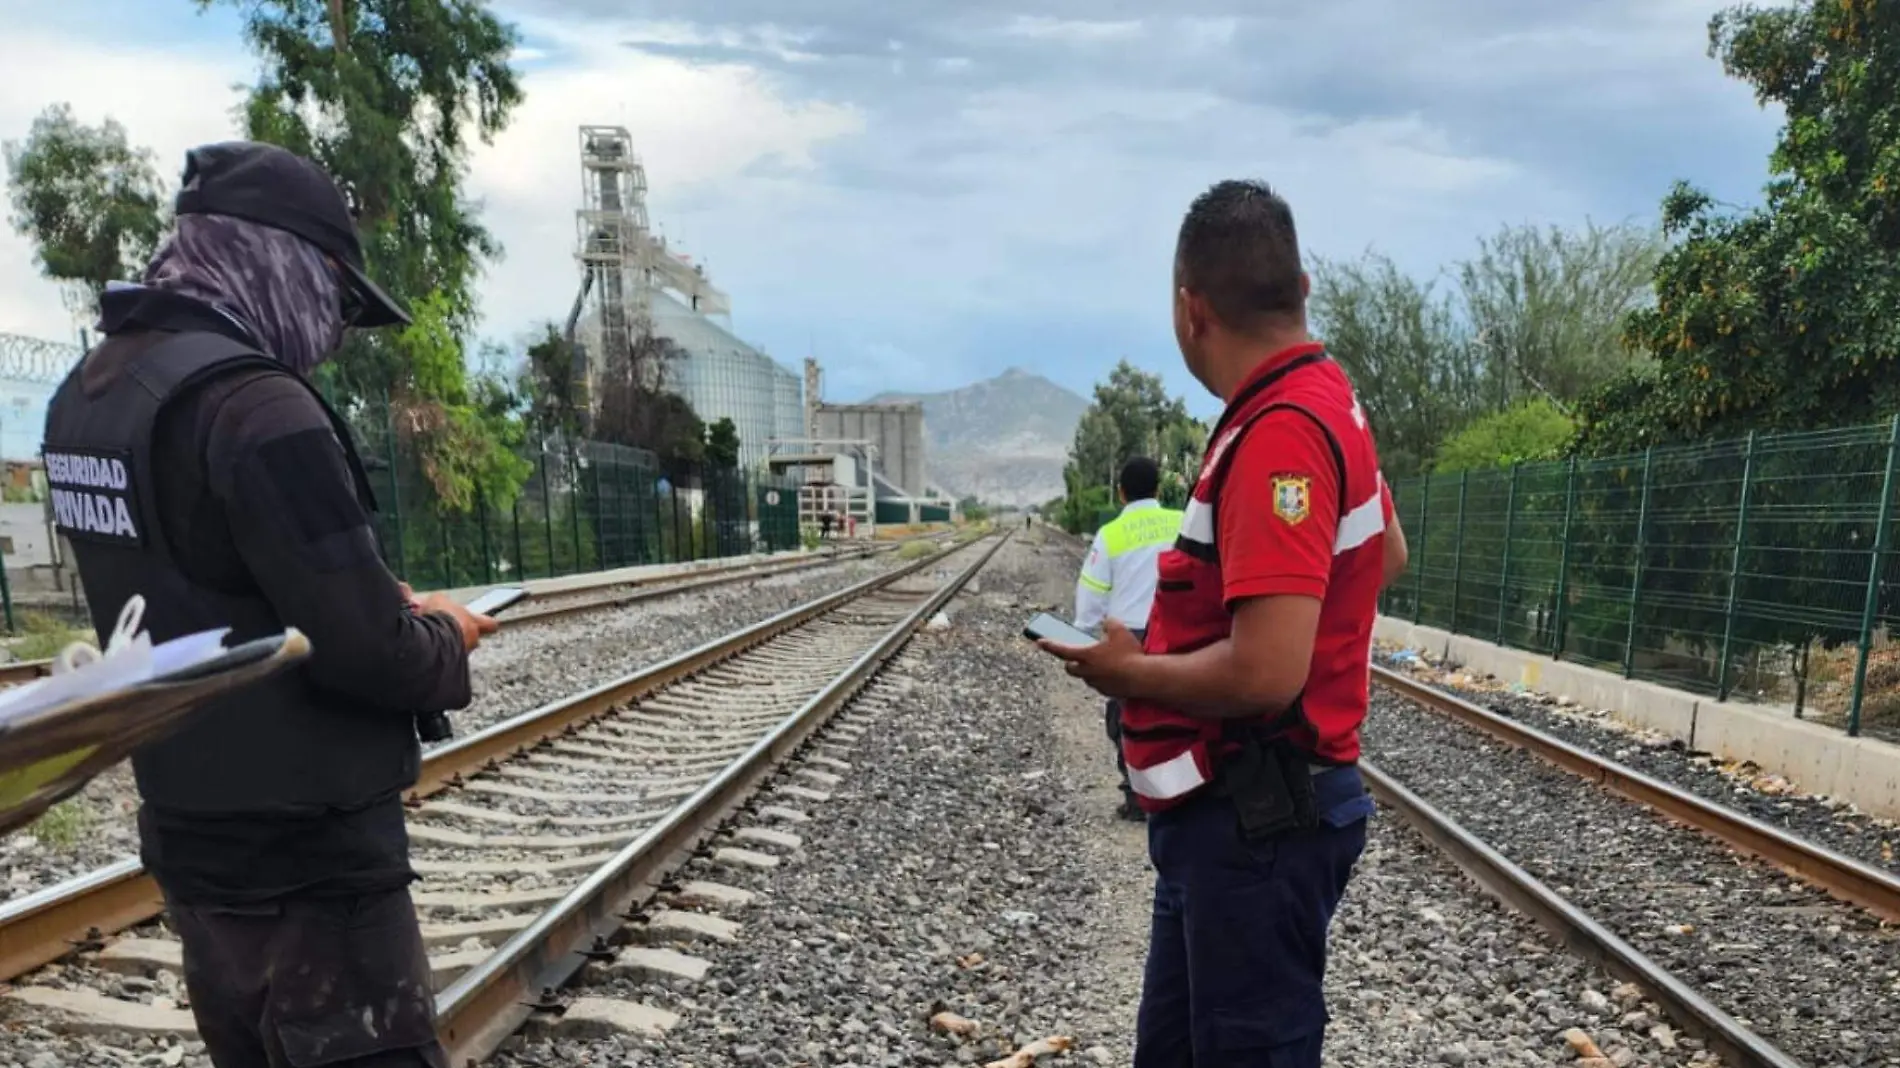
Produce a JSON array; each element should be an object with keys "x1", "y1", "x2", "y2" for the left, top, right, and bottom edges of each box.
[{"x1": 1218, "y1": 726, "x2": 1319, "y2": 841}]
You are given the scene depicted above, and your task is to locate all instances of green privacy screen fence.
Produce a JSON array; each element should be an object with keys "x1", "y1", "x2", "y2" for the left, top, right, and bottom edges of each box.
[
  {"x1": 345, "y1": 402, "x2": 804, "y2": 595},
  {"x1": 1381, "y1": 416, "x2": 1900, "y2": 739}
]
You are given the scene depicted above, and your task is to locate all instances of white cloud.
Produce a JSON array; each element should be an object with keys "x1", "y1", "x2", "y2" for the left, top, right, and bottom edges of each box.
[
  {"x1": 467, "y1": 15, "x2": 863, "y2": 344},
  {"x1": 0, "y1": 28, "x2": 248, "y2": 343},
  {"x1": 0, "y1": 10, "x2": 863, "y2": 356},
  {"x1": 0, "y1": 0, "x2": 1776, "y2": 411},
  {"x1": 1000, "y1": 17, "x2": 1145, "y2": 43}
]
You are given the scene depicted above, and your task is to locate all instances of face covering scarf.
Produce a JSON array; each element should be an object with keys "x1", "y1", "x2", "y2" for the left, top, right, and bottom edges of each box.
[{"x1": 143, "y1": 213, "x2": 345, "y2": 375}]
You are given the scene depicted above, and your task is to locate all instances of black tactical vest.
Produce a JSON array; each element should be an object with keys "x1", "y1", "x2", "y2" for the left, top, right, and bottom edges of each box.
[{"x1": 42, "y1": 330, "x2": 421, "y2": 817}]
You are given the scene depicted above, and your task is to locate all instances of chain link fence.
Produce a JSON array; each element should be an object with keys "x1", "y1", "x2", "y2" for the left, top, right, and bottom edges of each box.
[{"x1": 1382, "y1": 417, "x2": 1900, "y2": 741}]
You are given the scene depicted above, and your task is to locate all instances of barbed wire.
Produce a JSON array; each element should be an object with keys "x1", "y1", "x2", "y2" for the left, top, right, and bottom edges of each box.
[{"x1": 0, "y1": 332, "x2": 82, "y2": 385}]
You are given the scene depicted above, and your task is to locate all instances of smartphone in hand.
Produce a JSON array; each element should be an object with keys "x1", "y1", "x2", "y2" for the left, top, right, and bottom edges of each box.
[
  {"x1": 1023, "y1": 612, "x2": 1097, "y2": 649},
  {"x1": 464, "y1": 586, "x2": 528, "y2": 617}
]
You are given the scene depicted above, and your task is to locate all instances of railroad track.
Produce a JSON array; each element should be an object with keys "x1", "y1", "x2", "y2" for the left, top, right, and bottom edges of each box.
[
  {"x1": 0, "y1": 534, "x2": 1002, "y2": 1066},
  {"x1": 500, "y1": 543, "x2": 892, "y2": 627},
  {"x1": 1368, "y1": 666, "x2": 1900, "y2": 1068},
  {"x1": 0, "y1": 544, "x2": 898, "y2": 687}
]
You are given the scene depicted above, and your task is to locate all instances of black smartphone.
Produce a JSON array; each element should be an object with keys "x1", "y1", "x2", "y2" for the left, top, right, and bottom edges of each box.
[
  {"x1": 464, "y1": 586, "x2": 528, "y2": 616},
  {"x1": 1023, "y1": 612, "x2": 1098, "y2": 648}
]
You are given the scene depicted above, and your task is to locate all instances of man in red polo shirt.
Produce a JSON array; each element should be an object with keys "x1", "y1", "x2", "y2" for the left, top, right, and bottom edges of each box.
[{"x1": 1044, "y1": 179, "x2": 1407, "y2": 1066}]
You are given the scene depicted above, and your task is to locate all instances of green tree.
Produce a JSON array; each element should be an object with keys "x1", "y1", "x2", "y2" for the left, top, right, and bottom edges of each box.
[
  {"x1": 1432, "y1": 398, "x2": 1576, "y2": 473},
  {"x1": 3, "y1": 103, "x2": 167, "y2": 315},
  {"x1": 390, "y1": 290, "x2": 531, "y2": 512},
  {"x1": 1057, "y1": 474, "x2": 1113, "y2": 536},
  {"x1": 1314, "y1": 222, "x2": 1659, "y2": 477},
  {"x1": 519, "y1": 323, "x2": 588, "y2": 441},
  {"x1": 1459, "y1": 221, "x2": 1665, "y2": 410},
  {"x1": 956, "y1": 495, "x2": 990, "y2": 522},
  {"x1": 592, "y1": 332, "x2": 706, "y2": 469},
  {"x1": 1579, "y1": 0, "x2": 1900, "y2": 453},
  {"x1": 1309, "y1": 253, "x2": 1480, "y2": 478},
  {"x1": 1061, "y1": 360, "x2": 1207, "y2": 524},
  {"x1": 1540, "y1": 0, "x2": 1900, "y2": 693},
  {"x1": 704, "y1": 417, "x2": 741, "y2": 469},
  {"x1": 199, "y1": 0, "x2": 526, "y2": 504}
]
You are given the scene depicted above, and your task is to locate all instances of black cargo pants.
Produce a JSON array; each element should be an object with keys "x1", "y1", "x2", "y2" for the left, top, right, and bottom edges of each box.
[{"x1": 167, "y1": 888, "x2": 446, "y2": 1068}]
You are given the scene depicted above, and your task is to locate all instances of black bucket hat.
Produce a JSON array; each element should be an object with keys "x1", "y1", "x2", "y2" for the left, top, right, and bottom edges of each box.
[{"x1": 173, "y1": 141, "x2": 410, "y2": 328}]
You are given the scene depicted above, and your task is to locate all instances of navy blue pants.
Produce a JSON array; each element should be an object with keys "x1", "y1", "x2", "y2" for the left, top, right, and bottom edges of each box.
[{"x1": 1135, "y1": 795, "x2": 1367, "y2": 1067}]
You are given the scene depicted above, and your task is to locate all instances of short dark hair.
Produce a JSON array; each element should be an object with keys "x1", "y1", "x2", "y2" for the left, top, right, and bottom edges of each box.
[
  {"x1": 1175, "y1": 179, "x2": 1303, "y2": 333},
  {"x1": 1119, "y1": 456, "x2": 1160, "y2": 501}
]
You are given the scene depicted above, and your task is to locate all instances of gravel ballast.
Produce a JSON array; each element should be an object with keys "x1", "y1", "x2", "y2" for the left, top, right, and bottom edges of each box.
[
  {"x1": 4, "y1": 530, "x2": 1813, "y2": 1068},
  {"x1": 497, "y1": 532, "x2": 1727, "y2": 1068},
  {"x1": 1376, "y1": 647, "x2": 1900, "y2": 879},
  {"x1": 0, "y1": 553, "x2": 905, "y2": 899},
  {"x1": 1365, "y1": 691, "x2": 1900, "y2": 1068}
]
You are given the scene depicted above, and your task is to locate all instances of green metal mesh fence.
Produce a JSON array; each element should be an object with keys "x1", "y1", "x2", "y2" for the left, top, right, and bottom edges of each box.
[
  {"x1": 0, "y1": 397, "x2": 803, "y2": 636},
  {"x1": 1382, "y1": 417, "x2": 1900, "y2": 741},
  {"x1": 345, "y1": 401, "x2": 803, "y2": 593}
]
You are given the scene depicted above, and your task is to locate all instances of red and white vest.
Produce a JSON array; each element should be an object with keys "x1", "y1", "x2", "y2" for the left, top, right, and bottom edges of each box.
[{"x1": 1120, "y1": 348, "x2": 1388, "y2": 812}]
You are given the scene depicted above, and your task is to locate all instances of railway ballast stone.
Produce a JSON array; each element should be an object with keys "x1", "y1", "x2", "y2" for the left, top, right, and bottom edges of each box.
[
  {"x1": 0, "y1": 553, "x2": 908, "y2": 896},
  {"x1": 488, "y1": 533, "x2": 1718, "y2": 1067}
]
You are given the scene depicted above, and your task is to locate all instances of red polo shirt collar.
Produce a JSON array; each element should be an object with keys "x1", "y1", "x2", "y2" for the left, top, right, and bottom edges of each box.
[{"x1": 1223, "y1": 341, "x2": 1327, "y2": 410}]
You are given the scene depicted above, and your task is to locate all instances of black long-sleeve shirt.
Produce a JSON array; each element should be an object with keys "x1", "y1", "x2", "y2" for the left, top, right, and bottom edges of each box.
[
  {"x1": 159, "y1": 365, "x2": 471, "y2": 710},
  {"x1": 96, "y1": 287, "x2": 469, "y2": 900},
  {"x1": 98, "y1": 287, "x2": 471, "y2": 713}
]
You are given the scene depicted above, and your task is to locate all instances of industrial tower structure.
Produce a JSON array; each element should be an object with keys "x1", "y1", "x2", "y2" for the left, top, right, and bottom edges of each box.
[
  {"x1": 569, "y1": 125, "x2": 806, "y2": 471},
  {"x1": 568, "y1": 126, "x2": 730, "y2": 407}
]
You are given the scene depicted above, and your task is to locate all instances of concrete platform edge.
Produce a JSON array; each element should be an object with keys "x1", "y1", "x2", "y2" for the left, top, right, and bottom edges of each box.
[{"x1": 1374, "y1": 615, "x2": 1900, "y2": 821}]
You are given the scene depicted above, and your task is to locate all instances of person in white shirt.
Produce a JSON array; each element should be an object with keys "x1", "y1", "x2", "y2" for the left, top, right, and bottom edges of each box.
[{"x1": 1074, "y1": 457, "x2": 1184, "y2": 821}]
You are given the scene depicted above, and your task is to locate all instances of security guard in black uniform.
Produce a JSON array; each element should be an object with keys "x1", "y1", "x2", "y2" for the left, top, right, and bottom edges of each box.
[{"x1": 41, "y1": 141, "x2": 496, "y2": 1068}]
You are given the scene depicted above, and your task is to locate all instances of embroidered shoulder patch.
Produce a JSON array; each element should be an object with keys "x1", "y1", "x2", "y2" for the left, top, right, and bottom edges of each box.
[{"x1": 1270, "y1": 474, "x2": 1311, "y2": 525}]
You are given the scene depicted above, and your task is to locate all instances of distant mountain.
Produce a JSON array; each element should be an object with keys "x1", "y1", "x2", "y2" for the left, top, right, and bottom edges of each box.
[{"x1": 867, "y1": 368, "x2": 1088, "y2": 507}]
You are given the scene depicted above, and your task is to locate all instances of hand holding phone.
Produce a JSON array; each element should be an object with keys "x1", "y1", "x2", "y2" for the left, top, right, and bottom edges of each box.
[
  {"x1": 409, "y1": 586, "x2": 517, "y2": 653},
  {"x1": 1023, "y1": 612, "x2": 1097, "y2": 649},
  {"x1": 1025, "y1": 614, "x2": 1148, "y2": 701},
  {"x1": 464, "y1": 586, "x2": 528, "y2": 617}
]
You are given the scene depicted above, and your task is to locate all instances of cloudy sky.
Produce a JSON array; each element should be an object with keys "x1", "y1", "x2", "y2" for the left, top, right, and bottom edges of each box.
[{"x1": 0, "y1": 0, "x2": 1780, "y2": 413}]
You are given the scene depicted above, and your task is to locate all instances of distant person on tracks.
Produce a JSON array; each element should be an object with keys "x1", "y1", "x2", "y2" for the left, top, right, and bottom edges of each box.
[
  {"x1": 820, "y1": 511, "x2": 833, "y2": 539},
  {"x1": 41, "y1": 141, "x2": 497, "y2": 1068},
  {"x1": 1071, "y1": 456, "x2": 1183, "y2": 823},
  {"x1": 1041, "y1": 179, "x2": 1408, "y2": 1067}
]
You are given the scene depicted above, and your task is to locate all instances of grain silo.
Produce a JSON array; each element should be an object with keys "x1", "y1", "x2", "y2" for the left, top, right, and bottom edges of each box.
[{"x1": 811, "y1": 401, "x2": 928, "y2": 498}]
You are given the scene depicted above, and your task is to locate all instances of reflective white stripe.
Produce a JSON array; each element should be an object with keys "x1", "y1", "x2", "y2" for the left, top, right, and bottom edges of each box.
[
  {"x1": 1127, "y1": 749, "x2": 1208, "y2": 800},
  {"x1": 1178, "y1": 498, "x2": 1212, "y2": 544},
  {"x1": 1332, "y1": 486, "x2": 1386, "y2": 556}
]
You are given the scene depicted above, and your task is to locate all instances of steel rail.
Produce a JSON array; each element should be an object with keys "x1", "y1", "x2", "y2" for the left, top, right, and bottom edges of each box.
[
  {"x1": 0, "y1": 546, "x2": 888, "y2": 686},
  {"x1": 0, "y1": 858, "x2": 151, "y2": 985},
  {"x1": 1361, "y1": 760, "x2": 1804, "y2": 1068},
  {"x1": 0, "y1": 538, "x2": 974, "y2": 985},
  {"x1": 498, "y1": 545, "x2": 885, "y2": 626},
  {"x1": 407, "y1": 541, "x2": 960, "y2": 799},
  {"x1": 1372, "y1": 665, "x2": 1900, "y2": 924},
  {"x1": 432, "y1": 535, "x2": 1004, "y2": 1065}
]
